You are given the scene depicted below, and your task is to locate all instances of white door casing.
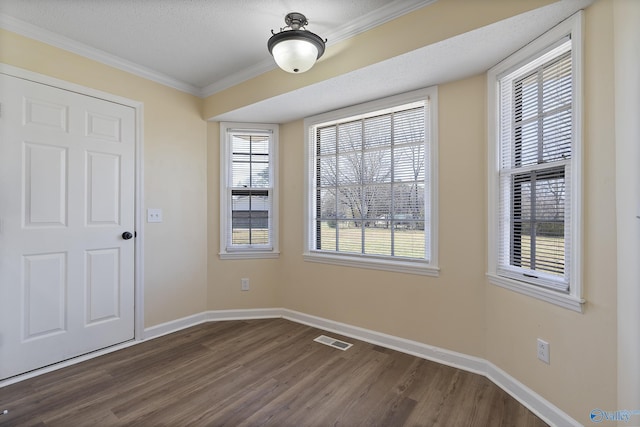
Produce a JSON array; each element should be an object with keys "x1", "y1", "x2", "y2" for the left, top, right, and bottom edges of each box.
[{"x1": 0, "y1": 72, "x2": 137, "y2": 380}]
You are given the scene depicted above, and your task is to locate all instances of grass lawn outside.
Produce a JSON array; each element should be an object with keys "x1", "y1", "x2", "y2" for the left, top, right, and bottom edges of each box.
[
  {"x1": 318, "y1": 222, "x2": 425, "y2": 259},
  {"x1": 230, "y1": 223, "x2": 426, "y2": 258},
  {"x1": 518, "y1": 235, "x2": 565, "y2": 276},
  {"x1": 229, "y1": 225, "x2": 564, "y2": 276},
  {"x1": 231, "y1": 229, "x2": 269, "y2": 245}
]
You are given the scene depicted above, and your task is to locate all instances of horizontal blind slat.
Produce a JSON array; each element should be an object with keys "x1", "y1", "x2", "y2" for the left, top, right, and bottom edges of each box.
[{"x1": 313, "y1": 102, "x2": 429, "y2": 261}]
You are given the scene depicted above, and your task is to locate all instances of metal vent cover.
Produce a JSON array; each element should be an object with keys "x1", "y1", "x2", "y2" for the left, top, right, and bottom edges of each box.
[{"x1": 314, "y1": 335, "x2": 353, "y2": 351}]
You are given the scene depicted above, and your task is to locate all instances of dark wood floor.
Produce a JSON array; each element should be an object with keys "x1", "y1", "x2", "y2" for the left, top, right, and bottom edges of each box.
[{"x1": 0, "y1": 319, "x2": 547, "y2": 427}]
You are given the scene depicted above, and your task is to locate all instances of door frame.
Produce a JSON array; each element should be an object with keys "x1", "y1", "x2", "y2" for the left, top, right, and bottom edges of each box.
[{"x1": 0, "y1": 63, "x2": 145, "y2": 344}]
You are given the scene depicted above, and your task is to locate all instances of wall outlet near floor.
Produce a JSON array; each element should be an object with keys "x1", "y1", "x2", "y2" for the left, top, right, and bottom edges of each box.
[
  {"x1": 537, "y1": 338, "x2": 550, "y2": 364},
  {"x1": 241, "y1": 278, "x2": 250, "y2": 291}
]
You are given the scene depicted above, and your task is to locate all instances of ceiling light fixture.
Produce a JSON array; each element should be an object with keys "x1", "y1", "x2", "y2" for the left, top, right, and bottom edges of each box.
[{"x1": 268, "y1": 12, "x2": 326, "y2": 74}]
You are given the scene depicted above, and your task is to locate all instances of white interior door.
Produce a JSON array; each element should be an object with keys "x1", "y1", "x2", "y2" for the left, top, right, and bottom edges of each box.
[{"x1": 0, "y1": 74, "x2": 136, "y2": 380}]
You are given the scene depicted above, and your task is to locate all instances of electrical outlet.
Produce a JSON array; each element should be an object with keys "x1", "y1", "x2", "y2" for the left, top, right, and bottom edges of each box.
[
  {"x1": 241, "y1": 278, "x2": 249, "y2": 291},
  {"x1": 537, "y1": 338, "x2": 550, "y2": 364}
]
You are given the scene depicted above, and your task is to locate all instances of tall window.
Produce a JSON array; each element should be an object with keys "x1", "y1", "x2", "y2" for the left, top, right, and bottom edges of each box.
[
  {"x1": 500, "y1": 45, "x2": 572, "y2": 290},
  {"x1": 304, "y1": 88, "x2": 438, "y2": 276},
  {"x1": 220, "y1": 123, "x2": 278, "y2": 259},
  {"x1": 488, "y1": 13, "x2": 583, "y2": 311}
]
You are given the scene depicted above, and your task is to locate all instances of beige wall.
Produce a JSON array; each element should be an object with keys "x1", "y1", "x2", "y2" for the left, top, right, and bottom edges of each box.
[
  {"x1": 613, "y1": 0, "x2": 640, "y2": 411},
  {"x1": 486, "y1": 2, "x2": 618, "y2": 423},
  {"x1": 206, "y1": 121, "x2": 280, "y2": 310},
  {"x1": 0, "y1": 30, "x2": 209, "y2": 328},
  {"x1": 209, "y1": 1, "x2": 619, "y2": 424},
  {"x1": 1, "y1": 0, "x2": 624, "y2": 424},
  {"x1": 276, "y1": 75, "x2": 487, "y2": 358}
]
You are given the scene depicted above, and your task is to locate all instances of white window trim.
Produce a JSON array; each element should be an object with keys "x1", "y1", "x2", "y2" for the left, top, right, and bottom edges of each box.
[
  {"x1": 219, "y1": 122, "x2": 279, "y2": 260},
  {"x1": 487, "y1": 12, "x2": 584, "y2": 312},
  {"x1": 303, "y1": 87, "x2": 439, "y2": 276}
]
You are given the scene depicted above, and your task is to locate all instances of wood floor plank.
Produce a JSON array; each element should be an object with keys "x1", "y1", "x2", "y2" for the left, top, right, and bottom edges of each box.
[{"x1": 0, "y1": 319, "x2": 548, "y2": 427}]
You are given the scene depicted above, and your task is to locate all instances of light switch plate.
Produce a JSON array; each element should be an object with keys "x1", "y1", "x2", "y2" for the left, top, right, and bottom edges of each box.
[{"x1": 147, "y1": 208, "x2": 163, "y2": 223}]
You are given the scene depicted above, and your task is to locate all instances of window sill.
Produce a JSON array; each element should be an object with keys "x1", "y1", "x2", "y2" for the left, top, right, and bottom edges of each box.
[
  {"x1": 219, "y1": 251, "x2": 280, "y2": 260},
  {"x1": 304, "y1": 252, "x2": 439, "y2": 277},
  {"x1": 487, "y1": 273, "x2": 584, "y2": 312}
]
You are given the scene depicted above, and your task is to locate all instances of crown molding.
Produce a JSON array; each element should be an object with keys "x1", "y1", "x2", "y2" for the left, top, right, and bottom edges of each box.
[
  {"x1": 1, "y1": 0, "x2": 436, "y2": 99},
  {"x1": 201, "y1": 0, "x2": 438, "y2": 98},
  {"x1": 0, "y1": 13, "x2": 201, "y2": 97},
  {"x1": 200, "y1": 57, "x2": 276, "y2": 98},
  {"x1": 322, "y1": 0, "x2": 437, "y2": 44}
]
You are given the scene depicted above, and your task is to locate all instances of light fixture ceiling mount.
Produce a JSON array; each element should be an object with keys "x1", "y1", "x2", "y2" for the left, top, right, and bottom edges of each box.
[{"x1": 268, "y1": 12, "x2": 327, "y2": 74}]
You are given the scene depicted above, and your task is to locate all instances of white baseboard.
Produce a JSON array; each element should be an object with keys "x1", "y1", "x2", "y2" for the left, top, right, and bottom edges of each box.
[
  {"x1": 142, "y1": 311, "x2": 210, "y2": 340},
  {"x1": 2, "y1": 307, "x2": 580, "y2": 427},
  {"x1": 280, "y1": 309, "x2": 579, "y2": 427},
  {"x1": 486, "y1": 363, "x2": 582, "y2": 427},
  {"x1": 143, "y1": 308, "x2": 283, "y2": 340},
  {"x1": 281, "y1": 309, "x2": 488, "y2": 374}
]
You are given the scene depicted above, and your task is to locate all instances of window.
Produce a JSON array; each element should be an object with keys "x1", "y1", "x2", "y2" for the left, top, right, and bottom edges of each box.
[
  {"x1": 487, "y1": 13, "x2": 583, "y2": 311},
  {"x1": 304, "y1": 88, "x2": 438, "y2": 276},
  {"x1": 220, "y1": 122, "x2": 278, "y2": 259}
]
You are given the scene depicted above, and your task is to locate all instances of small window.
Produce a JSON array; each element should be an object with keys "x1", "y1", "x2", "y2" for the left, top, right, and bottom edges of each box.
[
  {"x1": 487, "y1": 13, "x2": 583, "y2": 311},
  {"x1": 220, "y1": 123, "x2": 279, "y2": 259},
  {"x1": 304, "y1": 88, "x2": 438, "y2": 276}
]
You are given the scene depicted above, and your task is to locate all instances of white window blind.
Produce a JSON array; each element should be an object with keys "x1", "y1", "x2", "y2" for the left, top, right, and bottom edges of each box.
[
  {"x1": 310, "y1": 100, "x2": 431, "y2": 262},
  {"x1": 497, "y1": 39, "x2": 572, "y2": 292}
]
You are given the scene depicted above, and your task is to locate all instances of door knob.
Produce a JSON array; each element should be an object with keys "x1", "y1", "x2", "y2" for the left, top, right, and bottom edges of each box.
[{"x1": 122, "y1": 231, "x2": 134, "y2": 240}]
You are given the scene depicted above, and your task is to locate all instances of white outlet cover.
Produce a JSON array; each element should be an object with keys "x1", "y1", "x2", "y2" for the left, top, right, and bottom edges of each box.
[
  {"x1": 537, "y1": 338, "x2": 550, "y2": 364},
  {"x1": 147, "y1": 208, "x2": 163, "y2": 223}
]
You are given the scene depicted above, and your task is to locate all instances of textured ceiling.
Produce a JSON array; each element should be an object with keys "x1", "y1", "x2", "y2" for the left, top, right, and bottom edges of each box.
[
  {"x1": 212, "y1": 0, "x2": 594, "y2": 123},
  {"x1": 0, "y1": 0, "x2": 433, "y2": 96},
  {"x1": 0, "y1": 0, "x2": 594, "y2": 123}
]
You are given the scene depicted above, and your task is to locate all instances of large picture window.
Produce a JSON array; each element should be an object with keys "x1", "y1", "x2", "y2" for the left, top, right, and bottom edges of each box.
[
  {"x1": 487, "y1": 13, "x2": 583, "y2": 311},
  {"x1": 304, "y1": 88, "x2": 438, "y2": 276},
  {"x1": 220, "y1": 123, "x2": 279, "y2": 259}
]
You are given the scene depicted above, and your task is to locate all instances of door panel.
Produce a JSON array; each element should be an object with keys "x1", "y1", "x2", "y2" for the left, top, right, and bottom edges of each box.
[
  {"x1": 86, "y1": 111, "x2": 122, "y2": 142},
  {"x1": 85, "y1": 248, "x2": 120, "y2": 324},
  {"x1": 24, "y1": 97, "x2": 68, "y2": 131},
  {"x1": 24, "y1": 143, "x2": 68, "y2": 227},
  {"x1": 23, "y1": 252, "x2": 67, "y2": 339},
  {"x1": 0, "y1": 73, "x2": 136, "y2": 380},
  {"x1": 86, "y1": 151, "x2": 121, "y2": 225}
]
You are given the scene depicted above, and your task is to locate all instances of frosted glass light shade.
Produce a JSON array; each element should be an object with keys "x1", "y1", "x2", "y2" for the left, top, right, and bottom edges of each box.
[
  {"x1": 271, "y1": 39, "x2": 319, "y2": 73},
  {"x1": 267, "y1": 21, "x2": 326, "y2": 74}
]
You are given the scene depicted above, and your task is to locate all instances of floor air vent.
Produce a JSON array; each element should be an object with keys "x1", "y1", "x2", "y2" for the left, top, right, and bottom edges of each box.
[{"x1": 314, "y1": 335, "x2": 353, "y2": 351}]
